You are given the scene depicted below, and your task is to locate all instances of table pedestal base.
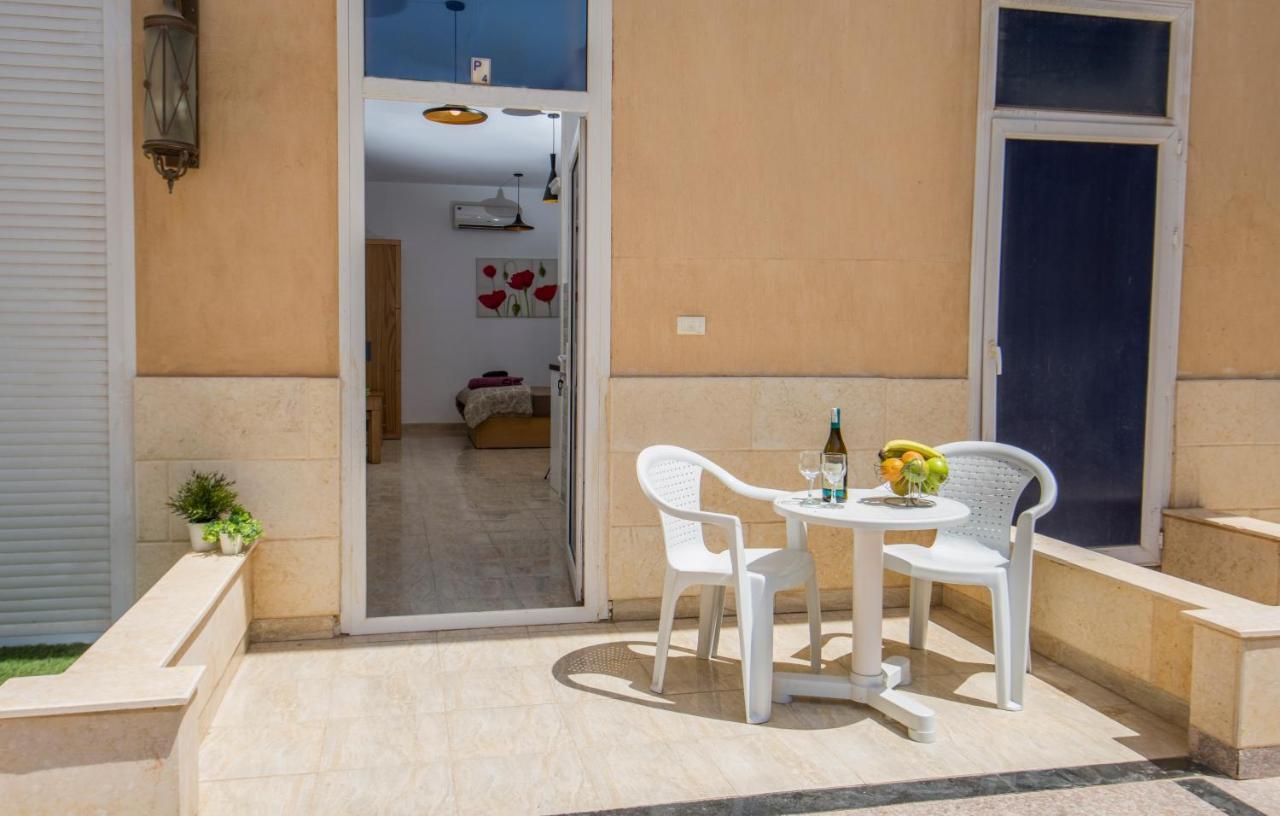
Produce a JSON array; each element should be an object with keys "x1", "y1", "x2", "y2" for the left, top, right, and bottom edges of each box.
[{"x1": 772, "y1": 655, "x2": 937, "y2": 743}]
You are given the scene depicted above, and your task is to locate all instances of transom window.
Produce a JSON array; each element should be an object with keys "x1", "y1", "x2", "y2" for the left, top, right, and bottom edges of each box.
[{"x1": 996, "y1": 8, "x2": 1171, "y2": 117}]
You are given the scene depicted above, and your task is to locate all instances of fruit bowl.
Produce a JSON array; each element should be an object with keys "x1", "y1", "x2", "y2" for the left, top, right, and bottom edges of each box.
[{"x1": 876, "y1": 440, "x2": 949, "y2": 508}]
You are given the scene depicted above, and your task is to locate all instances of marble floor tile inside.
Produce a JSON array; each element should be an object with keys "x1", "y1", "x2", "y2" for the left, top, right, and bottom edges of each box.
[
  {"x1": 366, "y1": 424, "x2": 575, "y2": 617},
  {"x1": 199, "y1": 608, "x2": 1199, "y2": 816}
]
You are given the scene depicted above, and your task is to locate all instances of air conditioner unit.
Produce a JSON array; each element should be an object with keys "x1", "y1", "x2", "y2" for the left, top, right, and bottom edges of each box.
[{"x1": 452, "y1": 202, "x2": 515, "y2": 231}]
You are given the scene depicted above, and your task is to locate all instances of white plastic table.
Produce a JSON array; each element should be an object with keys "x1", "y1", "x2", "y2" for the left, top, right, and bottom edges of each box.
[{"x1": 772, "y1": 488, "x2": 970, "y2": 742}]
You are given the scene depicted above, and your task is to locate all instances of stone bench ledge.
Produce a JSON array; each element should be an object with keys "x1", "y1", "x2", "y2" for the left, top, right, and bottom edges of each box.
[{"x1": 0, "y1": 665, "x2": 202, "y2": 720}]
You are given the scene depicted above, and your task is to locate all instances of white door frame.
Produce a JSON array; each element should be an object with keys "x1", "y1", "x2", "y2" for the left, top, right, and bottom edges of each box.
[
  {"x1": 968, "y1": 0, "x2": 1193, "y2": 565},
  {"x1": 336, "y1": 0, "x2": 612, "y2": 634},
  {"x1": 104, "y1": 0, "x2": 138, "y2": 621}
]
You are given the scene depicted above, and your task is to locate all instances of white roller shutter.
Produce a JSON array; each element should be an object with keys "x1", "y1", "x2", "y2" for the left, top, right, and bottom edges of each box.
[{"x1": 0, "y1": 0, "x2": 129, "y2": 643}]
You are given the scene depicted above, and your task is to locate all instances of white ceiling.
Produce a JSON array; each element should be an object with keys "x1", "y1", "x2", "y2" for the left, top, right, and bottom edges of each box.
[{"x1": 364, "y1": 99, "x2": 564, "y2": 187}]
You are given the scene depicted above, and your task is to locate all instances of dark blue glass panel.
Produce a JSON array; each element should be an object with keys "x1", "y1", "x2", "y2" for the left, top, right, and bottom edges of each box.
[
  {"x1": 365, "y1": 0, "x2": 587, "y2": 91},
  {"x1": 996, "y1": 139, "x2": 1157, "y2": 548},
  {"x1": 997, "y1": 8, "x2": 1170, "y2": 116}
]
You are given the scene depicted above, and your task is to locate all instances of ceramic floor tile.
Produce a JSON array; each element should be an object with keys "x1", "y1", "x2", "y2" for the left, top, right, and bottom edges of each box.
[
  {"x1": 210, "y1": 674, "x2": 333, "y2": 727},
  {"x1": 695, "y1": 731, "x2": 864, "y2": 795},
  {"x1": 329, "y1": 673, "x2": 446, "y2": 718},
  {"x1": 198, "y1": 773, "x2": 316, "y2": 816},
  {"x1": 366, "y1": 425, "x2": 576, "y2": 616},
  {"x1": 441, "y1": 665, "x2": 556, "y2": 710},
  {"x1": 304, "y1": 763, "x2": 454, "y2": 816},
  {"x1": 201, "y1": 723, "x2": 325, "y2": 781},
  {"x1": 319, "y1": 714, "x2": 448, "y2": 770},
  {"x1": 337, "y1": 638, "x2": 440, "y2": 677},
  {"x1": 201, "y1": 615, "x2": 1195, "y2": 814},
  {"x1": 450, "y1": 748, "x2": 600, "y2": 816},
  {"x1": 578, "y1": 739, "x2": 737, "y2": 809},
  {"x1": 446, "y1": 703, "x2": 570, "y2": 759}
]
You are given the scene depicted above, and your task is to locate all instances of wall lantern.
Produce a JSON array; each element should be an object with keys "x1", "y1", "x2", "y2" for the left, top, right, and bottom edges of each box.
[{"x1": 142, "y1": 0, "x2": 199, "y2": 192}]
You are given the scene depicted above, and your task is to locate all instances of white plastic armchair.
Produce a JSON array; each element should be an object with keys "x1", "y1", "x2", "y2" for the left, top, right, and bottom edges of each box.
[
  {"x1": 635, "y1": 445, "x2": 822, "y2": 724},
  {"x1": 882, "y1": 441, "x2": 1057, "y2": 711}
]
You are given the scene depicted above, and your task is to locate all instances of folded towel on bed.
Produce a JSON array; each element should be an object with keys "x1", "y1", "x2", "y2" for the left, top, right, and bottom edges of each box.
[{"x1": 468, "y1": 376, "x2": 524, "y2": 389}]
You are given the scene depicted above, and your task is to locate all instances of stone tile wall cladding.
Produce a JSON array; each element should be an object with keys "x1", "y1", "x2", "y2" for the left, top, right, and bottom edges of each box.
[
  {"x1": 134, "y1": 378, "x2": 340, "y2": 637},
  {"x1": 1173, "y1": 379, "x2": 1280, "y2": 523},
  {"x1": 607, "y1": 377, "x2": 968, "y2": 617}
]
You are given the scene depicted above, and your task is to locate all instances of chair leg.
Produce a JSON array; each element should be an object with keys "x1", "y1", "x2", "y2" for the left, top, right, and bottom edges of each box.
[
  {"x1": 805, "y1": 575, "x2": 822, "y2": 671},
  {"x1": 741, "y1": 582, "x2": 774, "y2": 724},
  {"x1": 989, "y1": 575, "x2": 1018, "y2": 711},
  {"x1": 1009, "y1": 585, "x2": 1031, "y2": 707},
  {"x1": 709, "y1": 585, "x2": 726, "y2": 657},
  {"x1": 650, "y1": 570, "x2": 681, "y2": 694},
  {"x1": 696, "y1": 585, "x2": 723, "y2": 660},
  {"x1": 908, "y1": 577, "x2": 931, "y2": 650}
]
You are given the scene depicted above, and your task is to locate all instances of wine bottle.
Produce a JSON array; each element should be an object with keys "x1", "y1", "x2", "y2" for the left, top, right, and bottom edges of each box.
[{"x1": 822, "y1": 407, "x2": 847, "y2": 502}]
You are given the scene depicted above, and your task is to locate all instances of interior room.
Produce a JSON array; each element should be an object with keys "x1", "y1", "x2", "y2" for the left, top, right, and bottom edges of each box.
[{"x1": 362, "y1": 100, "x2": 581, "y2": 618}]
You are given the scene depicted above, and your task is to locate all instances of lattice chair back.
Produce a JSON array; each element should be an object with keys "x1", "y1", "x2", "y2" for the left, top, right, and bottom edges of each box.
[
  {"x1": 639, "y1": 452, "x2": 707, "y2": 559},
  {"x1": 934, "y1": 441, "x2": 1057, "y2": 561}
]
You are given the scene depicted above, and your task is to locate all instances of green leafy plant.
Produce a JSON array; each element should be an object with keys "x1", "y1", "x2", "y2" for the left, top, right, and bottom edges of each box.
[
  {"x1": 166, "y1": 471, "x2": 238, "y2": 524},
  {"x1": 201, "y1": 506, "x2": 263, "y2": 551}
]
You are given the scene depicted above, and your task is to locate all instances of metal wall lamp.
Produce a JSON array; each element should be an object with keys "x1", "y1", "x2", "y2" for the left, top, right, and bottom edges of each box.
[{"x1": 142, "y1": 0, "x2": 199, "y2": 192}]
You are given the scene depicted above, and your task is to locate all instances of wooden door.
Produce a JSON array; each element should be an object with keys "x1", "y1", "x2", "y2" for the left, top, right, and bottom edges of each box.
[{"x1": 365, "y1": 239, "x2": 401, "y2": 439}]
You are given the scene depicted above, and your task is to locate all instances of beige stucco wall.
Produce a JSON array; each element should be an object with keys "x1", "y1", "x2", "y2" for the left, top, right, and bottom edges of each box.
[
  {"x1": 611, "y1": 0, "x2": 979, "y2": 377},
  {"x1": 116, "y1": 1, "x2": 1280, "y2": 627},
  {"x1": 1180, "y1": 0, "x2": 1280, "y2": 379},
  {"x1": 131, "y1": 0, "x2": 338, "y2": 377}
]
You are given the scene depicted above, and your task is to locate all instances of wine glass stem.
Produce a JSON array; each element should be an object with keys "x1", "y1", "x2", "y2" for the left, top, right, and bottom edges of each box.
[{"x1": 806, "y1": 477, "x2": 814, "y2": 502}]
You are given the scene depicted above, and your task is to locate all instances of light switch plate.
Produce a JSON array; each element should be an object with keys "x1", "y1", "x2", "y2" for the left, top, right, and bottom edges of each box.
[{"x1": 677, "y1": 315, "x2": 706, "y2": 335}]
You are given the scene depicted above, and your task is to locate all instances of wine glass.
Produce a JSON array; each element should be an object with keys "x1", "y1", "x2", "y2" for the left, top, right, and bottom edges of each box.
[
  {"x1": 798, "y1": 451, "x2": 821, "y2": 506},
  {"x1": 822, "y1": 452, "x2": 847, "y2": 505}
]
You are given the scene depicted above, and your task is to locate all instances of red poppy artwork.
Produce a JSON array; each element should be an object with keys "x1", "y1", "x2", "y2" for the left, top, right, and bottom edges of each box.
[
  {"x1": 475, "y1": 258, "x2": 559, "y2": 318},
  {"x1": 508, "y1": 269, "x2": 535, "y2": 291},
  {"x1": 477, "y1": 290, "x2": 507, "y2": 314}
]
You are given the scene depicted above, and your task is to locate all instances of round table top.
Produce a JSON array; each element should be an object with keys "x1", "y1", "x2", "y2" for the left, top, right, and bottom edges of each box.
[{"x1": 773, "y1": 487, "x2": 970, "y2": 531}]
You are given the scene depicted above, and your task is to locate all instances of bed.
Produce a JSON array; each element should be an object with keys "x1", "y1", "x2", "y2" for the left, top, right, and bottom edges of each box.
[{"x1": 455, "y1": 383, "x2": 551, "y2": 449}]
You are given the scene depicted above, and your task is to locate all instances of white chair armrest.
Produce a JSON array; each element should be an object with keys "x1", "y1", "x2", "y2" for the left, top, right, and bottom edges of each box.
[
  {"x1": 658, "y1": 504, "x2": 741, "y2": 532},
  {"x1": 719, "y1": 475, "x2": 789, "y2": 503}
]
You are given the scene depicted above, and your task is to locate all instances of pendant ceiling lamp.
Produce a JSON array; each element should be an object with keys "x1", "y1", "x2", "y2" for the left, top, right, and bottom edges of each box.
[
  {"x1": 423, "y1": 1, "x2": 486, "y2": 126},
  {"x1": 542, "y1": 113, "x2": 560, "y2": 203},
  {"x1": 505, "y1": 173, "x2": 534, "y2": 232}
]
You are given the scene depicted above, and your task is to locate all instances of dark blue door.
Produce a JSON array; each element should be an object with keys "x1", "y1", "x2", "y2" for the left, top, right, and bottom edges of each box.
[{"x1": 995, "y1": 139, "x2": 1158, "y2": 549}]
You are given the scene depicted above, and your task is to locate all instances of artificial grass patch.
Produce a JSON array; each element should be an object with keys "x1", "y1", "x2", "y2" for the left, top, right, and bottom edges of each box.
[{"x1": 0, "y1": 643, "x2": 89, "y2": 685}]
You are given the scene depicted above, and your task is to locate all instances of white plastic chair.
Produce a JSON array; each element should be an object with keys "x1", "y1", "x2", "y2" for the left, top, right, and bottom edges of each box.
[
  {"x1": 882, "y1": 441, "x2": 1056, "y2": 711},
  {"x1": 636, "y1": 445, "x2": 822, "y2": 724}
]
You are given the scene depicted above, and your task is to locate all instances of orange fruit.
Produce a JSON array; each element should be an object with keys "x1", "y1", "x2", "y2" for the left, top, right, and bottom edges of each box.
[
  {"x1": 880, "y1": 457, "x2": 904, "y2": 484},
  {"x1": 901, "y1": 451, "x2": 925, "y2": 464},
  {"x1": 891, "y1": 477, "x2": 910, "y2": 496}
]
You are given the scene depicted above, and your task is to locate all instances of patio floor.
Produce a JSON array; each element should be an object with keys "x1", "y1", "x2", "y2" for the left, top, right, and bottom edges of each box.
[{"x1": 199, "y1": 608, "x2": 1214, "y2": 815}]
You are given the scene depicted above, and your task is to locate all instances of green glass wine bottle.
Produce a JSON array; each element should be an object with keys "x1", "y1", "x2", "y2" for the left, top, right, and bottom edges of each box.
[{"x1": 822, "y1": 407, "x2": 847, "y2": 502}]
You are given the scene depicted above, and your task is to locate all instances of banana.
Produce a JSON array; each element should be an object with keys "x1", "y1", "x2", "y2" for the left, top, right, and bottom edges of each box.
[{"x1": 878, "y1": 439, "x2": 943, "y2": 461}]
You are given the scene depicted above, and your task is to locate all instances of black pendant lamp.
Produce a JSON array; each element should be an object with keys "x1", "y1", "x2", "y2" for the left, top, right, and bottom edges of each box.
[
  {"x1": 542, "y1": 113, "x2": 560, "y2": 203},
  {"x1": 505, "y1": 173, "x2": 534, "y2": 232},
  {"x1": 423, "y1": 1, "x2": 486, "y2": 126}
]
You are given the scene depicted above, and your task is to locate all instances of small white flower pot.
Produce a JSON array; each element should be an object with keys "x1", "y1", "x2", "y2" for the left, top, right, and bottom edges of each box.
[
  {"x1": 218, "y1": 533, "x2": 245, "y2": 556},
  {"x1": 189, "y1": 522, "x2": 215, "y2": 553}
]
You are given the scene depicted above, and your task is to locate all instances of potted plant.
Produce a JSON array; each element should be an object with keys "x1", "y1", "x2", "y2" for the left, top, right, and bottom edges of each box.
[
  {"x1": 166, "y1": 471, "x2": 238, "y2": 553},
  {"x1": 201, "y1": 506, "x2": 263, "y2": 556}
]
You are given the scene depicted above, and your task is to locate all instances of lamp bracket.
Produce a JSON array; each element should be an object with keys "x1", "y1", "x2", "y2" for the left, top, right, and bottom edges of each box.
[{"x1": 165, "y1": 0, "x2": 197, "y2": 25}]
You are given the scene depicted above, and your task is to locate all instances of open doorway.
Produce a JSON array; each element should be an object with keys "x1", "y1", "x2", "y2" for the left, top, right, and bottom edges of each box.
[{"x1": 361, "y1": 101, "x2": 583, "y2": 619}]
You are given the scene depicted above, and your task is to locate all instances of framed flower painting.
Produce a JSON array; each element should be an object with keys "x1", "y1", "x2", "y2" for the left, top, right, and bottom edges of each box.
[{"x1": 475, "y1": 258, "x2": 560, "y2": 318}]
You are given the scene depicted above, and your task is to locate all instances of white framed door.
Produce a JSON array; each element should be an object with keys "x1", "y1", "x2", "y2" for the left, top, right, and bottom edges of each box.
[
  {"x1": 336, "y1": 0, "x2": 612, "y2": 634},
  {"x1": 968, "y1": 0, "x2": 1192, "y2": 565},
  {"x1": 978, "y1": 121, "x2": 1184, "y2": 564}
]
